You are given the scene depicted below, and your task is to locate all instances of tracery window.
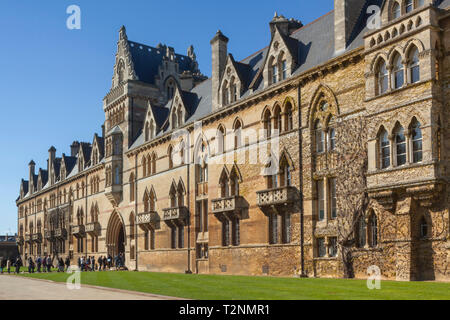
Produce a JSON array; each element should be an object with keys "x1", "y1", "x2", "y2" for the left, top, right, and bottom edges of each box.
[
  {"x1": 408, "y1": 47, "x2": 420, "y2": 84},
  {"x1": 377, "y1": 59, "x2": 389, "y2": 95},
  {"x1": 395, "y1": 125, "x2": 407, "y2": 166},
  {"x1": 393, "y1": 53, "x2": 404, "y2": 89}
]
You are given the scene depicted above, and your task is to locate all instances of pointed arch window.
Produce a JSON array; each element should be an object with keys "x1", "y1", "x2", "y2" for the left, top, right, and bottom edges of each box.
[
  {"x1": 143, "y1": 191, "x2": 150, "y2": 213},
  {"x1": 405, "y1": 0, "x2": 413, "y2": 13},
  {"x1": 129, "y1": 173, "x2": 135, "y2": 202},
  {"x1": 369, "y1": 213, "x2": 378, "y2": 247},
  {"x1": 392, "y1": 2, "x2": 401, "y2": 19},
  {"x1": 280, "y1": 156, "x2": 292, "y2": 187},
  {"x1": 151, "y1": 153, "x2": 157, "y2": 174},
  {"x1": 315, "y1": 120, "x2": 325, "y2": 154},
  {"x1": 410, "y1": 120, "x2": 423, "y2": 163},
  {"x1": 168, "y1": 146, "x2": 174, "y2": 169},
  {"x1": 357, "y1": 217, "x2": 367, "y2": 248},
  {"x1": 379, "y1": 129, "x2": 391, "y2": 169},
  {"x1": 274, "y1": 106, "x2": 282, "y2": 133},
  {"x1": 217, "y1": 126, "x2": 226, "y2": 155},
  {"x1": 393, "y1": 53, "x2": 404, "y2": 89},
  {"x1": 281, "y1": 60, "x2": 288, "y2": 80},
  {"x1": 377, "y1": 59, "x2": 389, "y2": 94},
  {"x1": 271, "y1": 61, "x2": 278, "y2": 84},
  {"x1": 166, "y1": 79, "x2": 175, "y2": 100},
  {"x1": 234, "y1": 120, "x2": 242, "y2": 149},
  {"x1": 229, "y1": 168, "x2": 240, "y2": 196},
  {"x1": 285, "y1": 102, "x2": 293, "y2": 131},
  {"x1": 395, "y1": 126, "x2": 407, "y2": 166},
  {"x1": 149, "y1": 189, "x2": 156, "y2": 212},
  {"x1": 142, "y1": 156, "x2": 147, "y2": 177},
  {"x1": 223, "y1": 80, "x2": 229, "y2": 106},
  {"x1": 263, "y1": 109, "x2": 272, "y2": 138},
  {"x1": 409, "y1": 47, "x2": 420, "y2": 84},
  {"x1": 145, "y1": 122, "x2": 150, "y2": 142}
]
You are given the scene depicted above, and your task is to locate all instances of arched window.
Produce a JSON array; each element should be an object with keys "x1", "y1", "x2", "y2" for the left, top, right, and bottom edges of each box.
[
  {"x1": 377, "y1": 59, "x2": 389, "y2": 94},
  {"x1": 145, "y1": 122, "x2": 149, "y2": 142},
  {"x1": 411, "y1": 120, "x2": 423, "y2": 163},
  {"x1": 280, "y1": 156, "x2": 292, "y2": 187},
  {"x1": 223, "y1": 80, "x2": 229, "y2": 106},
  {"x1": 357, "y1": 217, "x2": 367, "y2": 248},
  {"x1": 392, "y1": 2, "x2": 401, "y2": 19},
  {"x1": 266, "y1": 159, "x2": 278, "y2": 189},
  {"x1": 168, "y1": 146, "x2": 173, "y2": 169},
  {"x1": 315, "y1": 120, "x2": 325, "y2": 153},
  {"x1": 142, "y1": 156, "x2": 147, "y2": 177},
  {"x1": 219, "y1": 169, "x2": 229, "y2": 198},
  {"x1": 405, "y1": 0, "x2": 413, "y2": 13},
  {"x1": 285, "y1": 102, "x2": 293, "y2": 131},
  {"x1": 169, "y1": 185, "x2": 177, "y2": 208},
  {"x1": 274, "y1": 105, "x2": 282, "y2": 133},
  {"x1": 234, "y1": 120, "x2": 242, "y2": 149},
  {"x1": 172, "y1": 111, "x2": 177, "y2": 129},
  {"x1": 263, "y1": 109, "x2": 272, "y2": 138},
  {"x1": 281, "y1": 59, "x2": 287, "y2": 80},
  {"x1": 395, "y1": 125, "x2": 407, "y2": 166},
  {"x1": 114, "y1": 166, "x2": 121, "y2": 185},
  {"x1": 143, "y1": 191, "x2": 149, "y2": 213},
  {"x1": 177, "y1": 107, "x2": 183, "y2": 128},
  {"x1": 369, "y1": 213, "x2": 378, "y2": 247},
  {"x1": 151, "y1": 153, "x2": 157, "y2": 174},
  {"x1": 230, "y1": 77, "x2": 237, "y2": 103},
  {"x1": 408, "y1": 47, "x2": 420, "y2": 83},
  {"x1": 329, "y1": 127, "x2": 336, "y2": 151},
  {"x1": 129, "y1": 173, "x2": 135, "y2": 202},
  {"x1": 393, "y1": 53, "x2": 404, "y2": 89},
  {"x1": 150, "y1": 189, "x2": 156, "y2": 212},
  {"x1": 270, "y1": 57, "x2": 278, "y2": 84},
  {"x1": 229, "y1": 168, "x2": 239, "y2": 196},
  {"x1": 379, "y1": 129, "x2": 391, "y2": 169},
  {"x1": 217, "y1": 125, "x2": 226, "y2": 154},
  {"x1": 150, "y1": 120, "x2": 155, "y2": 140},
  {"x1": 420, "y1": 216, "x2": 428, "y2": 238}
]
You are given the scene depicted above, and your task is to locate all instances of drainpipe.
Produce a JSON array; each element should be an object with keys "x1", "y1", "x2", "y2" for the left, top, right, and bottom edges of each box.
[
  {"x1": 186, "y1": 145, "x2": 192, "y2": 274},
  {"x1": 134, "y1": 154, "x2": 138, "y2": 271},
  {"x1": 297, "y1": 84, "x2": 306, "y2": 277}
]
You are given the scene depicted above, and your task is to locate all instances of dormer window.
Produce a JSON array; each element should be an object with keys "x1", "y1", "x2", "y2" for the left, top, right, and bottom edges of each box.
[
  {"x1": 272, "y1": 64, "x2": 278, "y2": 84},
  {"x1": 282, "y1": 60, "x2": 287, "y2": 80}
]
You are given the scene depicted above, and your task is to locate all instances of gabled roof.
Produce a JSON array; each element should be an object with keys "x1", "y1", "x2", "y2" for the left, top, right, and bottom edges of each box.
[
  {"x1": 62, "y1": 155, "x2": 77, "y2": 174},
  {"x1": 38, "y1": 169, "x2": 48, "y2": 187}
]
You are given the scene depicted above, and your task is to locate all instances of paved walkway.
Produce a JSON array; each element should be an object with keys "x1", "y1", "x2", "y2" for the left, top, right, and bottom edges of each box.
[{"x1": 0, "y1": 275, "x2": 182, "y2": 300}]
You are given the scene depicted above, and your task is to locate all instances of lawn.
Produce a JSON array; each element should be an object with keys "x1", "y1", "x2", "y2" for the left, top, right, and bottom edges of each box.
[{"x1": 13, "y1": 271, "x2": 450, "y2": 300}]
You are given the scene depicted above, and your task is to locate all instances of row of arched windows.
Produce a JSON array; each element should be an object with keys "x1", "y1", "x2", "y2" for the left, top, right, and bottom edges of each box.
[
  {"x1": 268, "y1": 50, "x2": 287, "y2": 85},
  {"x1": 90, "y1": 176, "x2": 100, "y2": 194},
  {"x1": 375, "y1": 46, "x2": 420, "y2": 95},
  {"x1": 377, "y1": 118, "x2": 422, "y2": 170},
  {"x1": 262, "y1": 102, "x2": 294, "y2": 138},
  {"x1": 142, "y1": 153, "x2": 157, "y2": 177},
  {"x1": 390, "y1": 0, "x2": 425, "y2": 21}
]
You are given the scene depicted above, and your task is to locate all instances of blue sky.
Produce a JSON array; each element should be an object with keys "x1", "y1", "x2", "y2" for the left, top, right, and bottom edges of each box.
[{"x1": 0, "y1": 0, "x2": 334, "y2": 233}]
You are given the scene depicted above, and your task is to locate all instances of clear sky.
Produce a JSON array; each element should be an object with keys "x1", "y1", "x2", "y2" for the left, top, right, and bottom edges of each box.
[{"x1": 0, "y1": 0, "x2": 334, "y2": 234}]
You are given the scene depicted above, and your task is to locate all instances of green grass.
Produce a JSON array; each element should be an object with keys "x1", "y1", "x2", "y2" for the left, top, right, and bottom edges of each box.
[{"x1": 12, "y1": 271, "x2": 450, "y2": 300}]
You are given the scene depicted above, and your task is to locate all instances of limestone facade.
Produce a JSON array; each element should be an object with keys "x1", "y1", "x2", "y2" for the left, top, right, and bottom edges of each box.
[{"x1": 16, "y1": 0, "x2": 450, "y2": 281}]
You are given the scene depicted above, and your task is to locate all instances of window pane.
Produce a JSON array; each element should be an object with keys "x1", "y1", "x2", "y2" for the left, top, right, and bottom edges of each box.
[
  {"x1": 330, "y1": 178, "x2": 337, "y2": 219},
  {"x1": 318, "y1": 180, "x2": 325, "y2": 221},
  {"x1": 317, "y1": 238, "x2": 326, "y2": 257}
]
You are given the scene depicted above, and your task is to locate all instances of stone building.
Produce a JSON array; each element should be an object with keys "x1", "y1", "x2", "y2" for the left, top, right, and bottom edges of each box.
[{"x1": 16, "y1": 0, "x2": 450, "y2": 281}]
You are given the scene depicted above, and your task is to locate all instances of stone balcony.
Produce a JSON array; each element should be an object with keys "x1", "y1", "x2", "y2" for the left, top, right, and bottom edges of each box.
[
  {"x1": 137, "y1": 211, "x2": 159, "y2": 230},
  {"x1": 86, "y1": 222, "x2": 101, "y2": 235},
  {"x1": 24, "y1": 234, "x2": 32, "y2": 243},
  {"x1": 32, "y1": 233, "x2": 43, "y2": 243},
  {"x1": 72, "y1": 225, "x2": 85, "y2": 238},
  {"x1": 256, "y1": 186, "x2": 298, "y2": 207},
  {"x1": 162, "y1": 206, "x2": 188, "y2": 225},
  {"x1": 55, "y1": 228, "x2": 68, "y2": 239},
  {"x1": 44, "y1": 230, "x2": 54, "y2": 240},
  {"x1": 211, "y1": 196, "x2": 246, "y2": 214}
]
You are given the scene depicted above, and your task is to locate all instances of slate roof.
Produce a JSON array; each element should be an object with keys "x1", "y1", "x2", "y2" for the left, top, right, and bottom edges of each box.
[{"x1": 128, "y1": 41, "x2": 196, "y2": 85}]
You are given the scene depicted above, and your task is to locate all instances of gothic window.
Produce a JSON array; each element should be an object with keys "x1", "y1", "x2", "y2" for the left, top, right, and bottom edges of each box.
[
  {"x1": 170, "y1": 184, "x2": 177, "y2": 208},
  {"x1": 405, "y1": 0, "x2": 413, "y2": 13},
  {"x1": 145, "y1": 122, "x2": 149, "y2": 142},
  {"x1": 219, "y1": 169, "x2": 229, "y2": 198},
  {"x1": 408, "y1": 47, "x2": 420, "y2": 84},
  {"x1": 222, "y1": 80, "x2": 229, "y2": 106},
  {"x1": 368, "y1": 213, "x2": 378, "y2": 247},
  {"x1": 166, "y1": 79, "x2": 175, "y2": 100},
  {"x1": 142, "y1": 156, "x2": 147, "y2": 177},
  {"x1": 263, "y1": 109, "x2": 272, "y2": 138},
  {"x1": 271, "y1": 62, "x2": 278, "y2": 84},
  {"x1": 329, "y1": 127, "x2": 336, "y2": 151},
  {"x1": 217, "y1": 125, "x2": 226, "y2": 154},
  {"x1": 281, "y1": 59, "x2": 287, "y2": 80},
  {"x1": 230, "y1": 77, "x2": 237, "y2": 103},
  {"x1": 129, "y1": 212, "x2": 135, "y2": 241},
  {"x1": 281, "y1": 213, "x2": 291, "y2": 244},
  {"x1": 393, "y1": 53, "x2": 404, "y2": 89},
  {"x1": 150, "y1": 189, "x2": 156, "y2": 212},
  {"x1": 317, "y1": 238, "x2": 326, "y2": 257},
  {"x1": 168, "y1": 145, "x2": 174, "y2": 169},
  {"x1": 317, "y1": 180, "x2": 325, "y2": 221},
  {"x1": 229, "y1": 167, "x2": 240, "y2": 196},
  {"x1": 146, "y1": 155, "x2": 151, "y2": 176},
  {"x1": 143, "y1": 190, "x2": 150, "y2": 213},
  {"x1": 357, "y1": 216, "x2": 367, "y2": 248},
  {"x1": 269, "y1": 213, "x2": 278, "y2": 244},
  {"x1": 411, "y1": 119, "x2": 423, "y2": 163},
  {"x1": 395, "y1": 125, "x2": 407, "y2": 166},
  {"x1": 285, "y1": 101, "x2": 293, "y2": 131},
  {"x1": 377, "y1": 59, "x2": 388, "y2": 95},
  {"x1": 177, "y1": 107, "x2": 183, "y2": 128},
  {"x1": 150, "y1": 120, "x2": 155, "y2": 140},
  {"x1": 329, "y1": 178, "x2": 337, "y2": 219},
  {"x1": 172, "y1": 110, "x2": 177, "y2": 129},
  {"x1": 129, "y1": 173, "x2": 135, "y2": 202},
  {"x1": 379, "y1": 128, "x2": 391, "y2": 169},
  {"x1": 234, "y1": 120, "x2": 242, "y2": 149},
  {"x1": 392, "y1": 1, "x2": 401, "y2": 19},
  {"x1": 222, "y1": 219, "x2": 230, "y2": 246},
  {"x1": 315, "y1": 120, "x2": 325, "y2": 154},
  {"x1": 151, "y1": 153, "x2": 157, "y2": 174},
  {"x1": 274, "y1": 105, "x2": 282, "y2": 133},
  {"x1": 280, "y1": 156, "x2": 292, "y2": 187},
  {"x1": 114, "y1": 165, "x2": 121, "y2": 185}
]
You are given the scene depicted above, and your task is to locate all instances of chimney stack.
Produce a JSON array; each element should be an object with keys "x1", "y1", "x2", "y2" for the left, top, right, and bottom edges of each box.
[
  {"x1": 334, "y1": 0, "x2": 365, "y2": 54},
  {"x1": 210, "y1": 30, "x2": 229, "y2": 111},
  {"x1": 28, "y1": 160, "x2": 35, "y2": 195},
  {"x1": 70, "y1": 141, "x2": 80, "y2": 157},
  {"x1": 48, "y1": 146, "x2": 56, "y2": 185}
]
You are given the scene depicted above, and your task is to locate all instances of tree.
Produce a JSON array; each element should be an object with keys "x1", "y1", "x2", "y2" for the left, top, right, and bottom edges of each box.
[{"x1": 335, "y1": 115, "x2": 369, "y2": 278}]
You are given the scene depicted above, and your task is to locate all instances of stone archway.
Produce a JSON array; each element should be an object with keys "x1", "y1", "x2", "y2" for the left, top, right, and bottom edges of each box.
[{"x1": 106, "y1": 211, "x2": 126, "y2": 257}]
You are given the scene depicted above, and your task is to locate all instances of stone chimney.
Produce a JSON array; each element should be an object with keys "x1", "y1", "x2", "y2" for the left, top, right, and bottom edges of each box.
[
  {"x1": 48, "y1": 146, "x2": 56, "y2": 185},
  {"x1": 101, "y1": 125, "x2": 105, "y2": 138},
  {"x1": 210, "y1": 30, "x2": 229, "y2": 111},
  {"x1": 28, "y1": 160, "x2": 35, "y2": 195},
  {"x1": 334, "y1": 0, "x2": 365, "y2": 54},
  {"x1": 71, "y1": 141, "x2": 80, "y2": 157}
]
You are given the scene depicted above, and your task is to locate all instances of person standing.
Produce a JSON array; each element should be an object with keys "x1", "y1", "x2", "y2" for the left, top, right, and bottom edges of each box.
[
  {"x1": 0, "y1": 257, "x2": 4, "y2": 274},
  {"x1": 28, "y1": 256, "x2": 33, "y2": 273},
  {"x1": 6, "y1": 257, "x2": 11, "y2": 274},
  {"x1": 15, "y1": 257, "x2": 22, "y2": 274},
  {"x1": 46, "y1": 255, "x2": 52, "y2": 272},
  {"x1": 65, "y1": 256, "x2": 70, "y2": 271},
  {"x1": 36, "y1": 256, "x2": 42, "y2": 273},
  {"x1": 103, "y1": 256, "x2": 107, "y2": 271}
]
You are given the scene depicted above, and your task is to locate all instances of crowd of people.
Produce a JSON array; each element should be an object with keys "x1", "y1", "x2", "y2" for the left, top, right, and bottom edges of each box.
[{"x1": 0, "y1": 252, "x2": 127, "y2": 274}]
